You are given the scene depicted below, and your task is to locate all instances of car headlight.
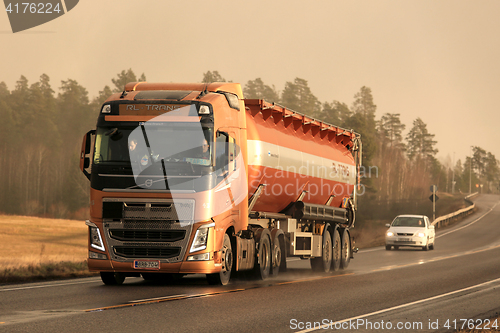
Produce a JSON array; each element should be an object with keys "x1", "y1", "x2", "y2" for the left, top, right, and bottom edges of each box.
[
  {"x1": 189, "y1": 222, "x2": 215, "y2": 253},
  {"x1": 416, "y1": 232, "x2": 425, "y2": 238},
  {"x1": 386, "y1": 231, "x2": 395, "y2": 237}
]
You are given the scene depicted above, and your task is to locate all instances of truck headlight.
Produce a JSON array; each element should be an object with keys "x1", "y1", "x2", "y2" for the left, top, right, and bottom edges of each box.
[
  {"x1": 85, "y1": 220, "x2": 105, "y2": 252},
  {"x1": 189, "y1": 222, "x2": 215, "y2": 253},
  {"x1": 386, "y1": 231, "x2": 395, "y2": 237},
  {"x1": 417, "y1": 232, "x2": 425, "y2": 238}
]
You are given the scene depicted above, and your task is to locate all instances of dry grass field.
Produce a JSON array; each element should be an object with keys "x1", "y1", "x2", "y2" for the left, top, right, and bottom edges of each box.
[
  {"x1": 0, "y1": 215, "x2": 88, "y2": 269},
  {"x1": 0, "y1": 215, "x2": 95, "y2": 283}
]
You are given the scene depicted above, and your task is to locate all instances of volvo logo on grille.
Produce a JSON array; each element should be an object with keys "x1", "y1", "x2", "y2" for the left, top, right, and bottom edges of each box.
[{"x1": 144, "y1": 179, "x2": 153, "y2": 187}]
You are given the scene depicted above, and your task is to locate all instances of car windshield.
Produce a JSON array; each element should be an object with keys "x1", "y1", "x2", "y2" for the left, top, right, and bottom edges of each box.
[{"x1": 392, "y1": 217, "x2": 425, "y2": 227}]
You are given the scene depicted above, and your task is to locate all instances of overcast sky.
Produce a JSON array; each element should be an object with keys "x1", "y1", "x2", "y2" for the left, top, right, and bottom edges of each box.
[{"x1": 2, "y1": 0, "x2": 499, "y2": 166}]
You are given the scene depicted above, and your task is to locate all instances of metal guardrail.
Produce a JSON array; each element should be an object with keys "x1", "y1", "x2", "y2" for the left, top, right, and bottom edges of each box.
[{"x1": 432, "y1": 192, "x2": 479, "y2": 229}]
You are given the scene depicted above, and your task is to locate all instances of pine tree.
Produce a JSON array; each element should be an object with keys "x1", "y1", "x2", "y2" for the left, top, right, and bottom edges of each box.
[
  {"x1": 406, "y1": 118, "x2": 438, "y2": 160},
  {"x1": 201, "y1": 71, "x2": 226, "y2": 83},
  {"x1": 280, "y1": 77, "x2": 320, "y2": 117},
  {"x1": 243, "y1": 78, "x2": 279, "y2": 103}
]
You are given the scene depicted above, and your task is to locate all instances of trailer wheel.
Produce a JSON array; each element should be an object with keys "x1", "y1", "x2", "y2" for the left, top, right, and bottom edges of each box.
[
  {"x1": 253, "y1": 235, "x2": 271, "y2": 280},
  {"x1": 207, "y1": 233, "x2": 233, "y2": 285},
  {"x1": 100, "y1": 272, "x2": 125, "y2": 285},
  {"x1": 311, "y1": 230, "x2": 333, "y2": 273},
  {"x1": 271, "y1": 234, "x2": 282, "y2": 278},
  {"x1": 340, "y1": 229, "x2": 351, "y2": 269},
  {"x1": 331, "y1": 229, "x2": 341, "y2": 271}
]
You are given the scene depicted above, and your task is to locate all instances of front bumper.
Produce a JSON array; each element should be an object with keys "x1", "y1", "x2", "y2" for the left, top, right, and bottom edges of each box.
[
  {"x1": 385, "y1": 236, "x2": 426, "y2": 247},
  {"x1": 88, "y1": 258, "x2": 222, "y2": 274}
]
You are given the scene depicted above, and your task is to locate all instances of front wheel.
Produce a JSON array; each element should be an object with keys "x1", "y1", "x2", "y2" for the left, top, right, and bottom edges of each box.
[
  {"x1": 207, "y1": 233, "x2": 233, "y2": 285},
  {"x1": 100, "y1": 272, "x2": 125, "y2": 285}
]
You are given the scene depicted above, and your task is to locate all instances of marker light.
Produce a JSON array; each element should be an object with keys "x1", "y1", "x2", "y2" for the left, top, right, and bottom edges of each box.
[
  {"x1": 198, "y1": 105, "x2": 210, "y2": 115},
  {"x1": 101, "y1": 105, "x2": 111, "y2": 113}
]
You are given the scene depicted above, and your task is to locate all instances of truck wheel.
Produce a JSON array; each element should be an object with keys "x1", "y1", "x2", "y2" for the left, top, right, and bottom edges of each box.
[
  {"x1": 340, "y1": 229, "x2": 351, "y2": 269},
  {"x1": 100, "y1": 272, "x2": 125, "y2": 285},
  {"x1": 253, "y1": 235, "x2": 271, "y2": 280},
  {"x1": 331, "y1": 229, "x2": 341, "y2": 271},
  {"x1": 142, "y1": 273, "x2": 183, "y2": 283},
  {"x1": 207, "y1": 233, "x2": 233, "y2": 285},
  {"x1": 310, "y1": 230, "x2": 332, "y2": 273},
  {"x1": 385, "y1": 245, "x2": 391, "y2": 251},
  {"x1": 271, "y1": 234, "x2": 283, "y2": 277}
]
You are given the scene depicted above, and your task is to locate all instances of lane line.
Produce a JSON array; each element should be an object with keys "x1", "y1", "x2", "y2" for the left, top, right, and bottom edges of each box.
[
  {"x1": 368, "y1": 243, "x2": 500, "y2": 273},
  {"x1": 84, "y1": 273, "x2": 353, "y2": 312},
  {"x1": 0, "y1": 277, "x2": 102, "y2": 292},
  {"x1": 295, "y1": 276, "x2": 500, "y2": 333}
]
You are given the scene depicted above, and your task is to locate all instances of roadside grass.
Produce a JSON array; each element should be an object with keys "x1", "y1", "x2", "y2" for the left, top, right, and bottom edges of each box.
[{"x1": 0, "y1": 215, "x2": 97, "y2": 284}]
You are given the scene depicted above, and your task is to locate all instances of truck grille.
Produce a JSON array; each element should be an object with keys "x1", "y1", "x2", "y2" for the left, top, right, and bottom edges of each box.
[
  {"x1": 123, "y1": 201, "x2": 194, "y2": 222},
  {"x1": 109, "y1": 229, "x2": 186, "y2": 242},
  {"x1": 114, "y1": 246, "x2": 181, "y2": 258},
  {"x1": 102, "y1": 198, "x2": 194, "y2": 263}
]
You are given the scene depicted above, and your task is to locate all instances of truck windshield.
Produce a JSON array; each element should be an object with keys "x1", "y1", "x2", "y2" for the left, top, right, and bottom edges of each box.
[{"x1": 94, "y1": 123, "x2": 214, "y2": 174}]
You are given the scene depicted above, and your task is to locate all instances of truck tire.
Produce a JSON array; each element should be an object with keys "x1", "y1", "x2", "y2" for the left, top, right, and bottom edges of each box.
[
  {"x1": 271, "y1": 233, "x2": 284, "y2": 277},
  {"x1": 310, "y1": 230, "x2": 333, "y2": 273},
  {"x1": 142, "y1": 273, "x2": 183, "y2": 283},
  {"x1": 331, "y1": 229, "x2": 341, "y2": 271},
  {"x1": 207, "y1": 233, "x2": 233, "y2": 285},
  {"x1": 100, "y1": 272, "x2": 125, "y2": 285},
  {"x1": 253, "y1": 234, "x2": 271, "y2": 280},
  {"x1": 340, "y1": 229, "x2": 351, "y2": 269}
]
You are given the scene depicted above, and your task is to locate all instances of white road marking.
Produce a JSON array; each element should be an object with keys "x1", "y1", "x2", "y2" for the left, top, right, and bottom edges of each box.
[
  {"x1": 295, "y1": 276, "x2": 500, "y2": 332},
  {"x1": 0, "y1": 277, "x2": 103, "y2": 292},
  {"x1": 129, "y1": 294, "x2": 187, "y2": 303}
]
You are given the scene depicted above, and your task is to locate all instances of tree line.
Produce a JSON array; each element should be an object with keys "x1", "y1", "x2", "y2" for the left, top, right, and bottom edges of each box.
[{"x1": 0, "y1": 69, "x2": 498, "y2": 219}]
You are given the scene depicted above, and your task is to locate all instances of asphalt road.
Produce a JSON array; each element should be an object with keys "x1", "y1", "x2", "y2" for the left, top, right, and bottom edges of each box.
[{"x1": 1, "y1": 195, "x2": 499, "y2": 333}]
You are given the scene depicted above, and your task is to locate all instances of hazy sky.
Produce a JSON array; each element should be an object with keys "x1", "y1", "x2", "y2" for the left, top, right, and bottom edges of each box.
[{"x1": 2, "y1": 0, "x2": 500, "y2": 166}]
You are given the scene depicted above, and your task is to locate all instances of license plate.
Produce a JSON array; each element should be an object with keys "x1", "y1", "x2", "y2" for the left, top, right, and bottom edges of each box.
[
  {"x1": 399, "y1": 238, "x2": 410, "y2": 242},
  {"x1": 134, "y1": 260, "x2": 160, "y2": 270}
]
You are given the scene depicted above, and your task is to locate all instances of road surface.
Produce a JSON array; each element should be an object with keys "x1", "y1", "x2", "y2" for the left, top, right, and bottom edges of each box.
[{"x1": 1, "y1": 194, "x2": 499, "y2": 332}]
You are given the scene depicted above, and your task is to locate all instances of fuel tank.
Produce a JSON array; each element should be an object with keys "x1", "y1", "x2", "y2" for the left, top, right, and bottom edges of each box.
[{"x1": 244, "y1": 99, "x2": 358, "y2": 213}]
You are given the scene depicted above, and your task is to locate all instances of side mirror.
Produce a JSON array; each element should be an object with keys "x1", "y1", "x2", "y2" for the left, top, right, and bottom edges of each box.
[
  {"x1": 80, "y1": 130, "x2": 95, "y2": 180},
  {"x1": 385, "y1": 223, "x2": 391, "y2": 228}
]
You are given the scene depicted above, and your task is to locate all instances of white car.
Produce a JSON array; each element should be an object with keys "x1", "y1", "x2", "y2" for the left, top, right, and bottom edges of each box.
[{"x1": 385, "y1": 215, "x2": 435, "y2": 251}]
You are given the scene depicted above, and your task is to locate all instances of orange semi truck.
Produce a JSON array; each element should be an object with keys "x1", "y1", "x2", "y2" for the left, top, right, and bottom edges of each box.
[{"x1": 80, "y1": 82, "x2": 362, "y2": 285}]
